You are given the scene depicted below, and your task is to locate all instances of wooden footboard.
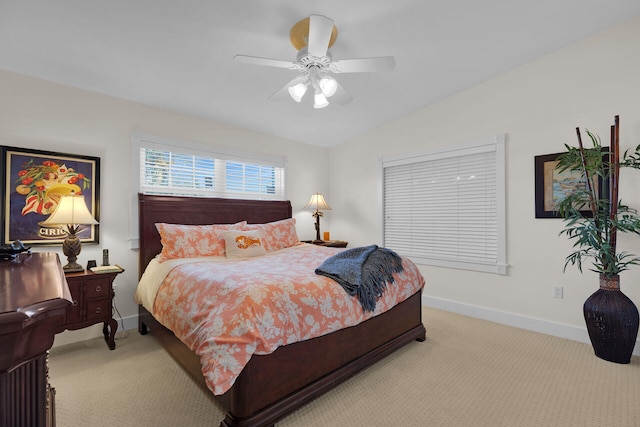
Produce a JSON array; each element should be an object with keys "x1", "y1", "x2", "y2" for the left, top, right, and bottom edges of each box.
[{"x1": 139, "y1": 289, "x2": 425, "y2": 427}]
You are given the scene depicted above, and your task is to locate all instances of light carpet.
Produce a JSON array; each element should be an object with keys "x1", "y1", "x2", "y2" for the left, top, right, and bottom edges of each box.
[{"x1": 49, "y1": 307, "x2": 640, "y2": 426}]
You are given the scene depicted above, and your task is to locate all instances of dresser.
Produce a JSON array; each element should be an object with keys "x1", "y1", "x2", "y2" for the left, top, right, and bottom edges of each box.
[
  {"x1": 0, "y1": 252, "x2": 71, "y2": 427},
  {"x1": 57, "y1": 269, "x2": 122, "y2": 350}
]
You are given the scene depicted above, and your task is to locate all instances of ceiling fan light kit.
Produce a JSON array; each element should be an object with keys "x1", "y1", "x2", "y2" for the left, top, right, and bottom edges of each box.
[
  {"x1": 319, "y1": 76, "x2": 337, "y2": 97},
  {"x1": 288, "y1": 83, "x2": 307, "y2": 102},
  {"x1": 314, "y1": 92, "x2": 329, "y2": 109},
  {"x1": 234, "y1": 14, "x2": 395, "y2": 108}
]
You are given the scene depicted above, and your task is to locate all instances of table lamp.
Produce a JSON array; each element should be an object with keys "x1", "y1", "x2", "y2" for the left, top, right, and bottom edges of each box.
[
  {"x1": 42, "y1": 193, "x2": 98, "y2": 272},
  {"x1": 304, "y1": 193, "x2": 331, "y2": 242}
]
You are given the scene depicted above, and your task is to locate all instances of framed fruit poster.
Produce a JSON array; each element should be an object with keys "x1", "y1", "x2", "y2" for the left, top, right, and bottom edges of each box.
[{"x1": 1, "y1": 146, "x2": 100, "y2": 245}]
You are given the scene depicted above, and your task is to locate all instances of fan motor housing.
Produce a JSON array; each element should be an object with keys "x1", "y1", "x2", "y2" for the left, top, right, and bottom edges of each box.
[{"x1": 296, "y1": 48, "x2": 333, "y2": 72}]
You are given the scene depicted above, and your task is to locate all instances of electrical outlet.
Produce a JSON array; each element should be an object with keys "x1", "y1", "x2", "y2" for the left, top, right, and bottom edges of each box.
[{"x1": 553, "y1": 286, "x2": 564, "y2": 299}]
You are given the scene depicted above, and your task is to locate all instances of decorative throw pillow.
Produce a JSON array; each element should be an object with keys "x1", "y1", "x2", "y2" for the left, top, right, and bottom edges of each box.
[
  {"x1": 244, "y1": 218, "x2": 299, "y2": 252},
  {"x1": 156, "y1": 221, "x2": 246, "y2": 262},
  {"x1": 221, "y1": 229, "x2": 267, "y2": 258}
]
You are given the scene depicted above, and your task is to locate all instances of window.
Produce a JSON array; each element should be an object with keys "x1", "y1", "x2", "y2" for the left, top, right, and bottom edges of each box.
[
  {"x1": 134, "y1": 133, "x2": 285, "y2": 200},
  {"x1": 380, "y1": 135, "x2": 506, "y2": 275},
  {"x1": 129, "y1": 132, "x2": 286, "y2": 249}
]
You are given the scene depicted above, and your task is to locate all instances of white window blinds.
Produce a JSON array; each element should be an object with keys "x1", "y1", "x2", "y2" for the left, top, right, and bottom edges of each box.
[
  {"x1": 136, "y1": 136, "x2": 285, "y2": 200},
  {"x1": 381, "y1": 135, "x2": 506, "y2": 274}
]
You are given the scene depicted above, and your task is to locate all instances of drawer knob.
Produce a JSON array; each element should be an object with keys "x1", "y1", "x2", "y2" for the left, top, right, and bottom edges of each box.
[
  {"x1": 72, "y1": 300, "x2": 78, "y2": 307},
  {"x1": 95, "y1": 285, "x2": 102, "y2": 292},
  {"x1": 95, "y1": 307, "x2": 102, "y2": 314}
]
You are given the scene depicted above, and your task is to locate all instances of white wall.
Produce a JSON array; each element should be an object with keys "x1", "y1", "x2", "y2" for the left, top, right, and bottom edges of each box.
[
  {"x1": 329, "y1": 16, "x2": 640, "y2": 348},
  {"x1": 0, "y1": 70, "x2": 329, "y2": 346}
]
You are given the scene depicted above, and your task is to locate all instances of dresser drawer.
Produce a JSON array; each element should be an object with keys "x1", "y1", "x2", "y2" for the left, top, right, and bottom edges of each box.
[
  {"x1": 84, "y1": 277, "x2": 111, "y2": 299},
  {"x1": 86, "y1": 299, "x2": 111, "y2": 322}
]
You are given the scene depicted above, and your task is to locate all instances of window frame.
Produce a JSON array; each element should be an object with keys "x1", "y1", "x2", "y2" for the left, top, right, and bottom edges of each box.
[
  {"x1": 128, "y1": 131, "x2": 287, "y2": 249},
  {"x1": 379, "y1": 135, "x2": 507, "y2": 275}
]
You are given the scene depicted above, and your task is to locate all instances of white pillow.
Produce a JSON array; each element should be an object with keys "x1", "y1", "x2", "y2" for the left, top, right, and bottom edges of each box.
[{"x1": 221, "y1": 229, "x2": 267, "y2": 258}]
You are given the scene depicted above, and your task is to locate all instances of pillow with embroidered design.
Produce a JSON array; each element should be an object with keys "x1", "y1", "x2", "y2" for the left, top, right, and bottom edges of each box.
[
  {"x1": 221, "y1": 229, "x2": 267, "y2": 258},
  {"x1": 244, "y1": 218, "x2": 299, "y2": 252},
  {"x1": 156, "y1": 221, "x2": 246, "y2": 262}
]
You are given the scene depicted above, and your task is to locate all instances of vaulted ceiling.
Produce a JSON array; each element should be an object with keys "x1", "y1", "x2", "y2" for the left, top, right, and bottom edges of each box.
[{"x1": 1, "y1": 1, "x2": 639, "y2": 147}]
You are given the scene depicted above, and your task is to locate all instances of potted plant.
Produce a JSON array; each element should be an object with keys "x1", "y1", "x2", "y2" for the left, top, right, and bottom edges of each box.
[{"x1": 555, "y1": 115, "x2": 640, "y2": 364}]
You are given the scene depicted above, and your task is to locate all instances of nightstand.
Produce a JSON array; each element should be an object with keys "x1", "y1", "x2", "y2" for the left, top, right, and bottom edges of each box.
[
  {"x1": 57, "y1": 269, "x2": 122, "y2": 350},
  {"x1": 303, "y1": 240, "x2": 348, "y2": 248}
]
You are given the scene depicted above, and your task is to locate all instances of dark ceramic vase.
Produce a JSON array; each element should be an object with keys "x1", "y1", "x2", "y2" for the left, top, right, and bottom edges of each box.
[{"x1": 583, "y1": 274, "x2": 639, "y2": 364}]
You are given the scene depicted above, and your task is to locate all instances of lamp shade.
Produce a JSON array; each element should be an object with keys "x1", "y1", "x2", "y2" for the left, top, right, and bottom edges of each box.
[
  {"x1": 304, "y1": 193, "x2": 331, "y2": 211},
  {"x1": 319, "y1": 77, "x2": 337, "y2": 98},
  {"x1": 313, "y1": 92, "x2": 329, "y2": 109},
  {"x1": 42, "y1": 194, "x2": 98, "y2": 226},
  {"x1": 288, "y1": 82, "x2": 308, "y2": 103}
]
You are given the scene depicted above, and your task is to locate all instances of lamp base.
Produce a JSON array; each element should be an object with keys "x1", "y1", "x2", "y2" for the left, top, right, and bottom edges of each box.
[
  {"x1": 62, "y1": 232, "x2": 83, "y2": 273},
  {"x1": 63, "y1": 262, "x2": 84, "y2": 273}
]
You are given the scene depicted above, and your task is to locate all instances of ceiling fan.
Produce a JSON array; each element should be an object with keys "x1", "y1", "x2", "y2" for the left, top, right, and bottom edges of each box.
[{"x1": 234, "y1": 14, "x2": 396, "y2": 109}]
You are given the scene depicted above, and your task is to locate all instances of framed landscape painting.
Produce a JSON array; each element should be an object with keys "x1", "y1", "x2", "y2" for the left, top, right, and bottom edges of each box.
[
  {"x1": 534, "y1": 150, "x2": 606, "y2": 218},
  {"x1": 1, "y1": 146, "x2": 100, "y2": 245}
]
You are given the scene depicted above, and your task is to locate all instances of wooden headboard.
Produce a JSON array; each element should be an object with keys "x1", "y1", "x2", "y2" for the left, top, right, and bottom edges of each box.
[{"x1": 138, "y1": 193, "x2": 293, "y2": 278}]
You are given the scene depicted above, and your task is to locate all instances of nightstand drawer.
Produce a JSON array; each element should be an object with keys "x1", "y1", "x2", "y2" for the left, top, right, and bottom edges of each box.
[
  {"x1": 65, "y1": 281, "x2": 83, "y2": 324},
  {"x1": 86, "y1": 299, "x2": 110, "y2": 321},
  {"x1": 84, "y1": 277, "x2": 111, "y2": 299}
]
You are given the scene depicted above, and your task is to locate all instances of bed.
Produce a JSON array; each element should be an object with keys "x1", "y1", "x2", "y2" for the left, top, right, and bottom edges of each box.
[{"x1": 136, "y1": 193, "x2": 426, "y2": 427}]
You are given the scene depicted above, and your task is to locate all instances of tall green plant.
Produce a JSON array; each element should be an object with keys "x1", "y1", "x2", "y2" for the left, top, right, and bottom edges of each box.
[{"x1": 555, "y1": 116, "x2": 640, "y2": 277}]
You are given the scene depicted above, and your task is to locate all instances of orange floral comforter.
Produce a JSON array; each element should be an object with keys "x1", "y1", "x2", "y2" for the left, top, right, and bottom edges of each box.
[{"x1": 147, "y1": 243, "x2": 425, "y2": 395}]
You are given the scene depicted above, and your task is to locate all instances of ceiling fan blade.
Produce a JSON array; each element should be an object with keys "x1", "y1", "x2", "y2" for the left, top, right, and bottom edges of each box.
[
  {"x1": 307, "y1": 15, "x2": 334, "y2": 58},
  {"x1": 330, "y1": 56, "x2": 396, "y2": 73},
  {"x1": 268, "y1": 84, "x2": 291, "y2": 102},
  {"x1": 330, "y1": 81, "x2": 353, "y2": 106},
  {"x1": 234, "y1": 55, "x2": 301, "y2": 70}
]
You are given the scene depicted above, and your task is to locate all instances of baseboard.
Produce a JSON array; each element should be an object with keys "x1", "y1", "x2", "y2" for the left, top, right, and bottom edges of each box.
[
  {"x1": 120, "y1": 314, "x2": 139, "y2": 332},
  {"x1": 53, "y1": 314, "x2": 140, "y2": 348},
  {"x1": 422, "y1": 295, "x2": 640, "y2": 356},
  {"x1": 62, "y1": 302, "x2": 640, "y2": 357}
]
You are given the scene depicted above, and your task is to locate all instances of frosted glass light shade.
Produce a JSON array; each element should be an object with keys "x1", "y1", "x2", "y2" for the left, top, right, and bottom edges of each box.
[
  {"x1": 319, "y1": 77, "x2": 337, "y2": 98},
  {"x1": 314, "y1": 92, "x2": 329, "y2": 109},
  {"x1": 288, "y1": 83, "x2": 308, "y2": 102}
]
